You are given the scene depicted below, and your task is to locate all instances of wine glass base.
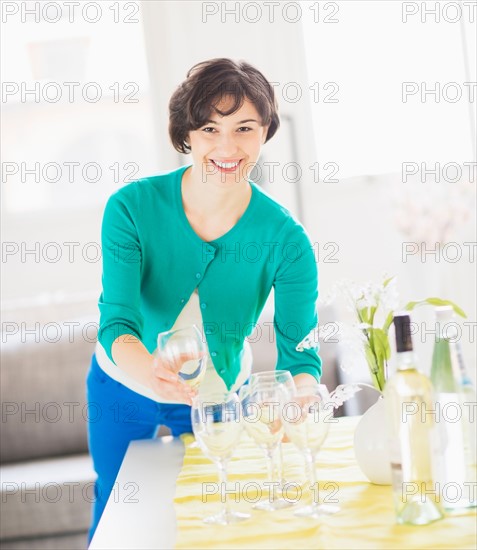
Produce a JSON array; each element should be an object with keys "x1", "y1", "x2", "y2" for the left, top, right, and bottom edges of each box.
[
  {"x1": 203, "y1": 509, "x2": 251, "y2": 525},
  {"x1": 294, "y1": 503, "x2": 340, "y2": 518}
]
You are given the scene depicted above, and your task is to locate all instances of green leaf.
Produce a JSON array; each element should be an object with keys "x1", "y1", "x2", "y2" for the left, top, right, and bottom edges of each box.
[
  {"x1": 383, "y1": 276, "x2": 396, "y2": 288},
  {"x1": 383, "y1": 311, "x2": 394, "y2": 333},
  {"x1": 404, "y1": 298, "x2": 466, "y2": 318},
  {"x1": 364, "y1": 343, "x2": 378, "y2": 372},
  {"x1": 369, "y1": 305, "x2": 377, "y2": 327},
  {"x1": 369, "y1": 328, "x2": 391, "y2": 362},
  {"x1": 358, "y1": 307, "x2": 369, "y2": 324},
  {"x1": 364, "y1": 334, "x2": 387, "y2": 392}
]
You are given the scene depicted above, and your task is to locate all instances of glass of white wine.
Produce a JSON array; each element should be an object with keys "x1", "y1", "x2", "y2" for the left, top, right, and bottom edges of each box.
[
  {"x1": 281, "y1": 384, "x2": 340, "y2": 518},
  {"x1": 155, "y1": 324, "x2": 207, "y2": 390},
  {"x1": 191, "y1": 391, "x2": 251, "y2": 525},
  {"x1": 248, "y1": 371, "x2": 296, "y2": 492},
  {"x1": 240, "y1": 382, "x2": 292, "y2": 511}
]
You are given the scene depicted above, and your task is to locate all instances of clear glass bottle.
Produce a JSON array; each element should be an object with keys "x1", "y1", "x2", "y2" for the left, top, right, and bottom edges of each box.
[
  {"x1": 384, "y1": 313, "x2": 444, "y2": 525},
  {"x1": 430, "y1": 306, "x2": 476, "y2": 510}
]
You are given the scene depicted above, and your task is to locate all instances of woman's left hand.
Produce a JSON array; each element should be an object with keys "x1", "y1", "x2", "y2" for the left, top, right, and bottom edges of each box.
[{"x1": 281, "y1": 373, "x2": 320, "y2": 442}]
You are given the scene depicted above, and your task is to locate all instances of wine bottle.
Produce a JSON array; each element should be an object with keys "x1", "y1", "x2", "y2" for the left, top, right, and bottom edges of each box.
[
  {"x1": 430, "y1": 306, "x2": 476, "y2": 510},
  {"x1": 384, "y1": 313, "x2": 444, "y2": 525}
]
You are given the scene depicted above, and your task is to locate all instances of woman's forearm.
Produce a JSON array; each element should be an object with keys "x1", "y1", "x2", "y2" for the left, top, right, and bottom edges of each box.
[
  {"x1": 111, "y1": 334, "x2": 155, "y2": 388},
  {"x1": 110, "y1": 334, "x2": 195, "y2": 404}
]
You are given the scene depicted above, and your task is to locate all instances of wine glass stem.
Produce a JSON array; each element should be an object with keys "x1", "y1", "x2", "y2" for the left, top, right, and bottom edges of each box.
[
  {"x1": 304, "y1": 453, "x2": 319, "y2": 511},
  {"x1": 266, "y1": 448, "x2": 278, "y2": 502},
  {"x1": 277, "y1": 442, "x2": 285, "y2": 488},
  {"x1": 217, "y1": 460, "x2": 230, "y2": 517}
]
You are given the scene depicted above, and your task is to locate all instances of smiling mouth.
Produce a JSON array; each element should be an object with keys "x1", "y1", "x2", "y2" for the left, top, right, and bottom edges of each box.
[{"x1": 210, "y1": 159, "x2": 243, "y2": 173}]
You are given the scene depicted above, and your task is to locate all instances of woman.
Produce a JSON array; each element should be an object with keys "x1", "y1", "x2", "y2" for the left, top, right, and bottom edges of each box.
[{"x1": 86, "y1": 57, "x2": 321, "y2": 542}]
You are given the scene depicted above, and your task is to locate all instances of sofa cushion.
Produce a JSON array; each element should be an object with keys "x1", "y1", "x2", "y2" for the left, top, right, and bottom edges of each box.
[
  {"x1": 0, "y1": 532, "x2": 88, "y2": 550},
  {"x1": 1, "y1": 313, "x2": 97, "y2": 464},
  {"x1": 0, "y1": 454, "x2": 96, "y2": 540}
]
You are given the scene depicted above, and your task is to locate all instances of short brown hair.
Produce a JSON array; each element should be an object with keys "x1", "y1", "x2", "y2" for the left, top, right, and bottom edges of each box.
[{"x1": 169, "y1": 58, "x2": 280, "y2": 154}]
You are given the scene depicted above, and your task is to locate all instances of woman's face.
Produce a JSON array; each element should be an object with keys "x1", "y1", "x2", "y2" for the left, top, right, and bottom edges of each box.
[{"x1": 186, "y1": 95, "x2": 269, "y2": 186}]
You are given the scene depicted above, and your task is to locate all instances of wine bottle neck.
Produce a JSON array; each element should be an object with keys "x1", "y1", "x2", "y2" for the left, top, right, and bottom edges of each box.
[{"x1": 396, "y1": 350, "x2": 416, "y2": 371}]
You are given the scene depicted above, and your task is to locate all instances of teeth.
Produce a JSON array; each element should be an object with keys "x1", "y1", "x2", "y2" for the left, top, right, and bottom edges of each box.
[{"x1": 213, "y1": 160, "x2": 240, "y2": 169}]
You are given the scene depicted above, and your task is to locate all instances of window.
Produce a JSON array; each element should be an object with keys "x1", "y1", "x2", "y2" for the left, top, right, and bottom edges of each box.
[
  {"x1": 2, "y1": 2, "x2": 157, "y2": 212},
  {"x1": 301, "y1": 0, "x2": 476, "y2": 179}
]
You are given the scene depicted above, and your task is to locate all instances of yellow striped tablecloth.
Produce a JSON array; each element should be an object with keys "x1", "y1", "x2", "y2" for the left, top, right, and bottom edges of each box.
[{"x1": 173, "y1": 416, "x2": 477, "y2": 549}]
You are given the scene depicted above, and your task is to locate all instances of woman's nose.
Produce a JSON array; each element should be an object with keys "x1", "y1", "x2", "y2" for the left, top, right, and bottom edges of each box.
[{"x1": 215, "y1": 133, "x2": 240, "y2": 155}]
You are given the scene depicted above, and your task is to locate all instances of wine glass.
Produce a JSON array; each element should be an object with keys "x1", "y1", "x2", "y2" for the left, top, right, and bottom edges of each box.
[
  {"x1": 248, "y1": 370, "x2": 296, "y2": 394},
  {"x1": 155, "y1": 324, "x2": 207, "y2": 390},
  {"x1": 249, "y1": 371, "x2": 296, "y2": 488},
  {"x1": 240, "y1": 383, "x2": 292, "y2": 511},
  {"x1": 192, "y1": 391, "x2": 250, "y2": 525},
  {"x1": 281, "y1": 384, "x2": 340, "y2": 518}
]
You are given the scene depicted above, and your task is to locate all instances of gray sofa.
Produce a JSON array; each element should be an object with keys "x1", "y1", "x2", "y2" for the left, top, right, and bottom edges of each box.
[
  {"x1": 1, "y1": 298, "x2": 97, "y2": 550},
  {"x1": 0, "y1": 295, "x2": 341, "y2": 549}
]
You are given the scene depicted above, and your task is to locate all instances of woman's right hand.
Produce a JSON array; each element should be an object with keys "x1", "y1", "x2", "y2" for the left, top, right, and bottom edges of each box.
[{"x1": 148, "y1": 355, "x2": 197, "y2": 405}]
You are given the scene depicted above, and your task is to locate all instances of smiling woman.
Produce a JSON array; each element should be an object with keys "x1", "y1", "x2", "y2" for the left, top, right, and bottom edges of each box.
[
  {"x1": 168, "y1": 59, "x2": 280, "y2": 240},
  {"x1": 86, "y1": 57, "x2": 322, "y2": 543}
]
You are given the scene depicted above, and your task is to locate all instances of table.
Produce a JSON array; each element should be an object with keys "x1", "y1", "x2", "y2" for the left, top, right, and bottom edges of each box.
[
  {"x1": 89, "y1": 418, "x2": 476, "y2": 550},
  {"x1": 88, "y1": 435, "x2": 184, "y2": 550}
]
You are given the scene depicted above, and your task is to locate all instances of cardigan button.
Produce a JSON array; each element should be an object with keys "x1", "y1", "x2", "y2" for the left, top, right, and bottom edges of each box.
[
  {"x1": 195, "y1": 272, "x2": 202, "y2": 279},
  {"x1": 200, "y1": 302, "x2": 207, "y2": 310},
  {"x1": 211, "y1": 351, "x2": 217, "y2": 357}
]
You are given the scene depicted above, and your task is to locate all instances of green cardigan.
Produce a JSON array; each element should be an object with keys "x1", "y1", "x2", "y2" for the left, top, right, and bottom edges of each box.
[{"x1": 98, "y1": 164, "x2": 321, "y2": 390}]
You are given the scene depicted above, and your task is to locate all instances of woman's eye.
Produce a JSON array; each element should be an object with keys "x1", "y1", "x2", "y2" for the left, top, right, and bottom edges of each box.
[{"x1": 201, "y1": 126, "x2": 252, "y2": 133}]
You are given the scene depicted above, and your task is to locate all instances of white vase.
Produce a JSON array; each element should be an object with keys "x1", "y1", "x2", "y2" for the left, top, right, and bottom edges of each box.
[{"x1": 353, "y1": 395, "x2": 392, "y2": 485}]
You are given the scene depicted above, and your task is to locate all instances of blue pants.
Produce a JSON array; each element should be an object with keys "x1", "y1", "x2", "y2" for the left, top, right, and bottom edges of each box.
[{"x1": 86, "y1": 353, "x2": 192, "y2": 544}]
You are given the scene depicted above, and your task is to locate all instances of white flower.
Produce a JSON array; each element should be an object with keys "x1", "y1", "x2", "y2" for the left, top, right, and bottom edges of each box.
[
  {"x1": 381, "y1": 277, "x2": 399, "y2": 311},
  {"x1": 331, "y1": 279, "x2": 367, "y2": 313},
  {"x1": 359, "y1": 281, "x2": 381, "y2": 309},
  {"x1": 334, "y1": 322, "x2": 369, "y2": 375},
  {"x1": 304, "y1": 276, "x2": 400, "y2": 380}
]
